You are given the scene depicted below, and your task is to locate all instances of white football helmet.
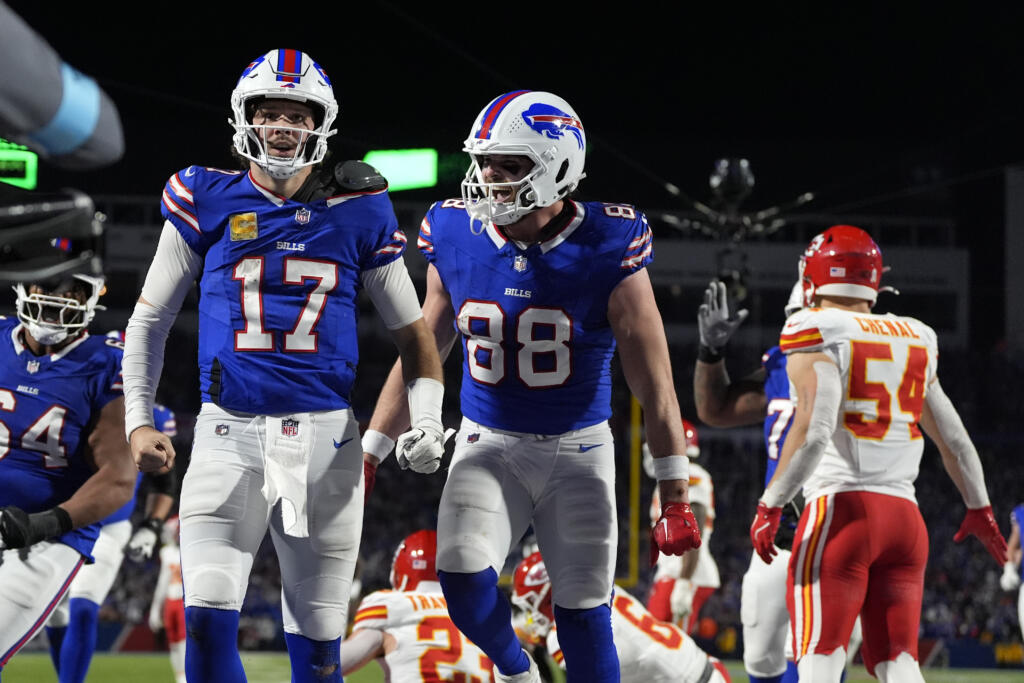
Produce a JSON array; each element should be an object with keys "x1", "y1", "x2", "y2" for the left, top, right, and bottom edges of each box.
[
  {"x1": 461, "y1": 90, "x2": 586, "y2": 225},
  {"x1": 14, "y1": 273, "x2": 105, "y2": 346},
  {"x1": 230, "y1": 49, "x2": 338, "y2": 180}
]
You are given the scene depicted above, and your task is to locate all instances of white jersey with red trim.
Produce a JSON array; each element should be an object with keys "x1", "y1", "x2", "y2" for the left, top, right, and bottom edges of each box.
[
  {"x1": 650, "y1": 463, "x2": 719, "y2": 588},
  {"x1": 547, "y1": 587, "x2": 716, "y2": 682},
  {"x1": 779, "y1": 307, "x2": 939, "y2": 502},
  {"x1": 351, "y1": 582, "x2": 493, "y2": 682}
]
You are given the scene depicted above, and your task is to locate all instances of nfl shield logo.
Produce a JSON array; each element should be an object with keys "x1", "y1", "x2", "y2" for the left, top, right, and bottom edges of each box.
[
  {"x1": 281, "y1": 419, "x2": 300, "y2": 437},
  {"x1": 26, "y1": 360, "x2": 40, "y2": 374},
  {"x1": 215, "y1": 424, "x2": 230, "y2": 436},
  {"x1": 467, "y1": 433, "x2": 480, "y2": 443},
  {"x1": 513, "y1": 255, "x2": 528, "y2": 272},
  {"x1": 295, "y1": 208, "x2": 311, "y2": 225}
]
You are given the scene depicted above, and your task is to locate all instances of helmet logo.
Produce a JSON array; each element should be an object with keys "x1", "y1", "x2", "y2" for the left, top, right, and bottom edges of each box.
[
  {"x1": 521, "y1": 104, "x2": 584, "y2": 149},
  {"x1": 523, "y1": 566, "x2": 549, "y2": 586}
]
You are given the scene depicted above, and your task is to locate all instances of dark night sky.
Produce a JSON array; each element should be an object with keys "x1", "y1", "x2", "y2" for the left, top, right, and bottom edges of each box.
[{"x1": 8, "y1": 3, "x2": 1023, "y2": 210}]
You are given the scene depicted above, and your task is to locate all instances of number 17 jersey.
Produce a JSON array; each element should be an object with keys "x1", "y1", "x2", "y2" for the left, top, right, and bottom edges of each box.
[{"x1": 418, "y1": 199, "x2": 653, "y2": 434}]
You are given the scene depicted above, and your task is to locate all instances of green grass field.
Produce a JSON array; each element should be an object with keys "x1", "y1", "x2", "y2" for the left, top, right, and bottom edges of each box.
[{"x1": 3, "y1": 652, "x2": 1023, "y2": 682}]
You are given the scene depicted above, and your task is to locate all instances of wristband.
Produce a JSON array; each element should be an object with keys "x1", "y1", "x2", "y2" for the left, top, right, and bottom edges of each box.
[
  {"x1": 697, "y1": 344, "x2": 723, "y2": 363},
  {"x1": 652, "y1": 455, "x2": 689, "y2": 482},
  {"x1": 362, "y1": 429, "x2": 396, "y2": 462},
  {"x1": 35, "y1": 506, "x2": 73, "y2": 539}
]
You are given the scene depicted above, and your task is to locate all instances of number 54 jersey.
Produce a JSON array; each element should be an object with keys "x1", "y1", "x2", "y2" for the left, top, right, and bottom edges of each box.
[
  {"x1": 779, "y1": 307, "x2": 939, "y2": 503},
  {"x1": 351, "y1": 582, "x2": 493, "y2": 682},
  {"x1": 418, "y1": 199, "x2": 652, "y2": 434},
  {"x1": 161, "y1": 166, "x2": 407, "y2": 414}
]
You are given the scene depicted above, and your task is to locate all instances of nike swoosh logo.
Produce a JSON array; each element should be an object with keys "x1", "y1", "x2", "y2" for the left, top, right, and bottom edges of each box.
[
  {"x1": 578, "y1": 443, "x2": 603, "y2": 452},
  {"x1": 334, "y1": 437, "x2": 354, "y2": 449},
  {"x1": 754, "y1": 521, "x2": 771, "y2": 536}
]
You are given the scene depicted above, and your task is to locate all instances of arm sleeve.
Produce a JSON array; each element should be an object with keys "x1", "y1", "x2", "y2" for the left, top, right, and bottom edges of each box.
[
  {"x1": 359, "y1": 257, "x2": 423, "y2": 330},
  {"x1": 123, "y1": 222, "x2": 201, "y2": 437},
  {"x1": 761, "y1": 360, "x2": 842, "y2": 508},
  {"x1": 925, "y1": 378, "x2": 990, "y2": 508}
]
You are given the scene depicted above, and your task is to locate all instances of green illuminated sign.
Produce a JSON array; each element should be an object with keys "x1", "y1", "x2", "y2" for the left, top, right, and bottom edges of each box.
[
  {"x1": 363, "y1": 149, "x2": 437, "y2": 192},
  {"x1": 0, "y1": 138, "x2": 38, "y2": 190}
]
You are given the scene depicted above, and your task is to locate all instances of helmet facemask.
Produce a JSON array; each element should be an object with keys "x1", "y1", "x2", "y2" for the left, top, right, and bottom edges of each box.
[
  {"x1": 15, "y1": 274, "x2": 105, "y2": 346},
  {"x1": 229, "y1": 50, "x2": 338, "y2": 180}
]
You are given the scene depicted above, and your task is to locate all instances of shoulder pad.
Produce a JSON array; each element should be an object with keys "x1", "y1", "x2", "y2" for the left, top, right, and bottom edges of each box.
[{"x1": 334, "y1": 160, "x2": 388, "y2": 192}]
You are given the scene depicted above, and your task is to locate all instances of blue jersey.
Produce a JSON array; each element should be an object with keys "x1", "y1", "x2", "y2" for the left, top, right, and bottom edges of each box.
[
  {"x1": 761, "y1": 346, "x2": 794, "y2": 487},
  {"x1": 101, "y1": 404, "x2": 177, "y2": 526},
  {"x1": 418, "y1": 199, "x2": 653, "y2": 434},
  {"x1": 161, "y1": 166, "x2": 406, "y2": 414},
  {"x1": 0, "y1": 318, "x2": 124, "y2": 559}
]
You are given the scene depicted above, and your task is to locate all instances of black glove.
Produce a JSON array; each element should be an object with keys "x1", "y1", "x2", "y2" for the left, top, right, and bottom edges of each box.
[{"x1": 0, "y1": 505, "x2": 73, "y2": 549}]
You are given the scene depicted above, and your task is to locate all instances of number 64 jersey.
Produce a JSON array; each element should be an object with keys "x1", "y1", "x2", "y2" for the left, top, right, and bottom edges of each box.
[
  {"x1": 418, "y1": 199, "x2": 652, "y2": 434},
  {"x1": 779, "y1": 307, "x2": 939, "y2": 503}
]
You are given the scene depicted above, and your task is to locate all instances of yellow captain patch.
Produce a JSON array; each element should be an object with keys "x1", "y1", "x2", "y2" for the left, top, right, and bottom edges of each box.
[{"x1": 229, "y1": 212, "x2": 258, "y2": 241}]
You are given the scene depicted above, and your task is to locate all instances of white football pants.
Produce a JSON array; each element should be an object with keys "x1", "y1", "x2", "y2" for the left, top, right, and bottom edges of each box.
[
  {"x1": 180, "y1": 403, "x2": 363, "y2": 641},
  {"x1": 437, "y1": 417, "x2": 617, "y2": 610},
  {"x1": 48, "y1": 519, "x2": 132, "y2": 626}
]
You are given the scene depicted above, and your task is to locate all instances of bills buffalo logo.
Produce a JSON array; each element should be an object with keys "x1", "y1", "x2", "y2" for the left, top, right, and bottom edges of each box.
[
  {"x1": 281, "y1": 419, "x2": 300, "y2": 437},
  {"x1": 521, "y1": 104, "x2": 584, "y2": 149}
]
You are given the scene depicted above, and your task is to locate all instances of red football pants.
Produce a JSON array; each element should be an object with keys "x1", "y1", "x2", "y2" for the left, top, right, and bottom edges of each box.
[
  {"x1": 164, "y1": 598, "x2": 186, "y2": 644},
  {"x1": 787, "y1": 491, "x2": 927, "y2": 674},
  {"x1": 647, "y1": 578, "x2": 715, "y2": 633}
]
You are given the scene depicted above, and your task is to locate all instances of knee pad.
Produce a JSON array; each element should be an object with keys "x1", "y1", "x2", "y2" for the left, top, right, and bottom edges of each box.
[{"x1": 552, "y1": 603, "x2": 619, "y2": 682}]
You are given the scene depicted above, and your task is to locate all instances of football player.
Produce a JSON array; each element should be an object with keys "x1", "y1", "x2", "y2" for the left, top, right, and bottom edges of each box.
[
  {"x1": 513, "y1": 552, "x2": 730, "y2": 683},
  {"x1": 121, "y1": 49, "x2": 443, "y2": 683},
  {"x1": 645, "y1": 419, "x2": 720, "y2": 635},
  {"x1": 749, "y1": 225, "x2": 1007, "y2": 682},
  {"x1": 694, "y1": 278, "x2": 863, "y2": 682},
  {"x1": 340, "y1": 530, "x2": 494, "y2": 682},
  {"x1": 360, "y1": 90, "x2": 700, "y2": 683},
  {"x1": 999, "y1": 504, "x2": 1023, "y2": 639},
  {"x1": 44, "y1": 384, "x2": 178, "y2": 683},
  {"x1": 0, "y1": 273, "x2": 136, "y2": 674},
  {"x1": 148, "y1": 516, "x2": 187, "y2": 683}
]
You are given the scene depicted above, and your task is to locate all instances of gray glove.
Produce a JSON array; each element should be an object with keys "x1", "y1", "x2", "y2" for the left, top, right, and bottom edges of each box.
[{"x1": 698, "y1": 280, "x2": 749, "y2": 351}]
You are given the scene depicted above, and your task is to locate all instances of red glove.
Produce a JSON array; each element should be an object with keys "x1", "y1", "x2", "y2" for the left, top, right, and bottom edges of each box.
[
  {"x1": 953, "y1": 506, "x2": 1007, "y2": 564},
  {"x1": 750, "y1": 502, "x2": 782, "y2": 564},
  {"x1": 651, "y1": 502, "x2": 701, "y2": 567},
  {"x1": 363, "y1": 460, "x2": 377, "y2": 506}
]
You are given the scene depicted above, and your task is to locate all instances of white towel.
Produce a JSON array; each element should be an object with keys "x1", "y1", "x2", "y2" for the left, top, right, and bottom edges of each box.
[{"x1": 262, "y1": 414, "x2": 313, "y2": 537}]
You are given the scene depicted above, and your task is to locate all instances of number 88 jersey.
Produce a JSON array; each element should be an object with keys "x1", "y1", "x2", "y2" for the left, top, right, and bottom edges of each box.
[
  {"x1": 419, "y1": 199, "x2": 653, "y2": 434},
  {"x1": 779, "y1": 307, "x2": 939, "y2": 503}
]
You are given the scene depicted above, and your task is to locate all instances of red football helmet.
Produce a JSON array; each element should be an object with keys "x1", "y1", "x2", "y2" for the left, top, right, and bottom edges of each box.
[
  {"x1": 799, "y1": 225, "x2": 883, "y2": 307},
  {"x1": 390, "y1": 530, "x2": 438, "y2": 591},
  {"x1": 682, "y1": 418, "x2": 700, "y2": 458},
  {"x1": 512, "y1": 552, "x2": 554, "y2": 638}
]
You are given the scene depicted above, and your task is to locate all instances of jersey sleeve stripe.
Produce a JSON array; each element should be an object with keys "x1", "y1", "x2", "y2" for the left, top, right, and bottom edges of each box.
[
  {"x1": 552, "y1": 649, "x2": 564, "y2": 664},
  {"x1": 627, "y1": 229, "x2": 652, "y2": 250},
  {"x1": 779, "y1": 328, "x2": 824, "y2": 351},
  {"x1": 374, "y1": 230, "x2": 408, "y2": 256},
  {"x1": 161, "y1": 190, "x2": 200, "y2": 233},
  {"x1": 168, "y1": 174, "x2": 195, "y2": 206},
  {"x1": 353, "y1": 606, "x2": 388, "y2": 623},
  {"x1": 620, "y1": 243, "x2": 652, "y2": 269}
]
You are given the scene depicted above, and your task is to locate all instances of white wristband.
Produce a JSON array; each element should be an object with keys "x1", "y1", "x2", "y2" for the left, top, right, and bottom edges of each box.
[
  {"x1": 362, "y1": 429, "x2": 396, "y2": 462},
  {"x1": 652, "y1": 455, "x2": 689, "y2": 482}
]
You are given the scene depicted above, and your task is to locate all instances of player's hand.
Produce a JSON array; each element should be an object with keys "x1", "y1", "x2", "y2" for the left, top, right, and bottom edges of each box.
[
  {"x1": 149, "y1": 612, "x2": 163, "y2": 633},
  {"x1": 651, "y1": 502, "x2": 702, "y2": 567},
  {"x1": 130, "y1": 425, "x2": 175, "y2": 474},
  {"x1": 670, "y1": 578, "x2": 696, "y2": 627},
  {"x1": 363, "y1": 457, "x2": 377, "y2": 505},
  {"x1": 697, "y1": 279, "x2": 749, "y2": 352},
  {"x1": 0, "y1": 505, "x2": 73, "y2": 549},
  {"x1": 1001, "y1": 561, "x2": 1022, "y2": 592},
  {"x1": 396, "y1": 425, "x2": 445, "y2": 474},
  {"x1": 126, "y1": 518, "x2": 162, "y2": 562},
  {"x1": 750, "y1": 501, "x2": 782, "y2": 564},
  {"x1": 953, "y1": 506, "x2": 1008, "y2": 564}
]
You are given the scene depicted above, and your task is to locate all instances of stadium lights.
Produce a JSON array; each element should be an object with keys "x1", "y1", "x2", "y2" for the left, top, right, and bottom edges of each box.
[
  {"x1": 0, "y1": 138, "x2": 38, "y2": 190},
  {"x1": 363, "y1": 148, "x2": 438, "y2": 192}
]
